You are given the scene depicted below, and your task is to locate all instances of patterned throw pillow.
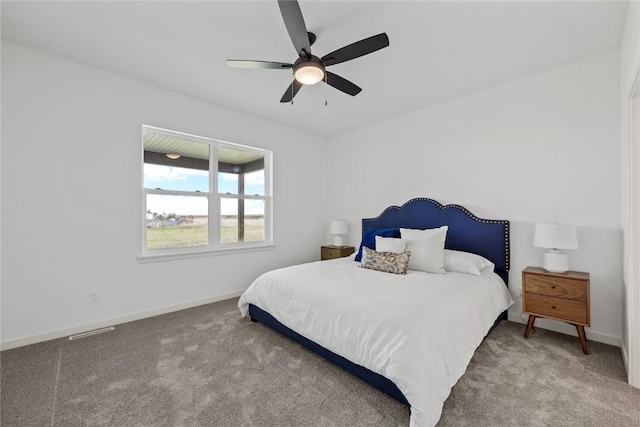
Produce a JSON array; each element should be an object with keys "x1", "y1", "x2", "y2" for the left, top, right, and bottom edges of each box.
[{"x1": 361, "y1": 246, "x2": 411, "y2": 275}]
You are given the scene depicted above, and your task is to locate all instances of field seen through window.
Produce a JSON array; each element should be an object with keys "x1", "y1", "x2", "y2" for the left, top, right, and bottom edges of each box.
[{"x1": 146, "y1": 215, "x2": 265, "y2": 249}]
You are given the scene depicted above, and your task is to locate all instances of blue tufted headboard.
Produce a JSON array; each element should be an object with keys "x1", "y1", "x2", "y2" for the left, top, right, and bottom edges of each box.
[{"x1": 362, "y1": 198, "x2": 510, "y2": 285}]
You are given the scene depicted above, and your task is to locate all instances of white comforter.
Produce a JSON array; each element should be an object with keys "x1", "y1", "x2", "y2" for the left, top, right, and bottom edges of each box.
[{"x1": 238, "y1": 257, "x2": 514, "y2": 427}]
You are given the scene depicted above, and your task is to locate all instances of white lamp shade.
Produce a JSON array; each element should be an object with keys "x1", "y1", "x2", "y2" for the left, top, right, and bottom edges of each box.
[
  {"x1": 329, "y1": 220, "x2": 348, "y2": 235},
  {"x1": 294, "y1": 63, "x2": 324, "y2": 85},
  {"x1": 330, "y1": 220, "x2": 348, "y2": 247},
  {"x1": 533, "y1": 224, "x2": 578, "y2": 250}
]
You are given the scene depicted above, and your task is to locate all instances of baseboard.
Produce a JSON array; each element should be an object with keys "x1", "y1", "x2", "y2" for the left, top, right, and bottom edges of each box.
[
  {"x1": 507, "y1": 311, "x2": 621, "y2": 347},
  {"x1": 0, "y1": 290, "x2": 245, "y2": 351},
  {"x1": 621, "y1": 338, "x2": 630, "y2": 379}
]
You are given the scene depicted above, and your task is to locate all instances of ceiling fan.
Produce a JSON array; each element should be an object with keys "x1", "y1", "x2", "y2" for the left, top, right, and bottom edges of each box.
[{"x1": 226, "y1": 0, "x2": 389, "y2": 103}]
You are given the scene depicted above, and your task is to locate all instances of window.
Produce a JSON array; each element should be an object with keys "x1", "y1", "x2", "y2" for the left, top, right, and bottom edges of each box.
[{"x1": 141, "y1": 125, "x2": 272, "y2": 257}]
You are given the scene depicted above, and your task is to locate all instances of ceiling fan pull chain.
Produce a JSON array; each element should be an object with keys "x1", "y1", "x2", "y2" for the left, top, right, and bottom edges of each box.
[
  {"x1": 325, "y1": 72, "x2": 328, "y2": 106},
  {"x1": 291, "y1": 71, "x2": 294, "y2": 105}
]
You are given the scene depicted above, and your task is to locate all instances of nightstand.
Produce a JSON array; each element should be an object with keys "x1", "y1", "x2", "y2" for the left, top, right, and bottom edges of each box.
[
  {"x1": 522, "y1": 266, "x2": 590, "y2": 354},
  {"x1": 321, "y1": 245, "x2": 355, "y2": 260}
]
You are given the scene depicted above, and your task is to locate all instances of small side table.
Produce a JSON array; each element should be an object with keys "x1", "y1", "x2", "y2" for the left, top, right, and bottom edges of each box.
[
  {"x1": 321, "y1": 245, "x2": 355, "y2": 260},
  {"x1": 522, "y1": 266, "x2": 590, "y2": 354}
]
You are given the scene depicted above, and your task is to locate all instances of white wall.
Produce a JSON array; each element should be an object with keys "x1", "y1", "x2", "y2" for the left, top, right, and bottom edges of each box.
[
  {"x1": 620, "y1": 0, "x2": 640, "y2": 385},
  {"x1": 326, "y1": 51, "x2": 622, "y2": 345},
  {"x1": 1, "y1": 42, "x2": 328, "y2": 348}
]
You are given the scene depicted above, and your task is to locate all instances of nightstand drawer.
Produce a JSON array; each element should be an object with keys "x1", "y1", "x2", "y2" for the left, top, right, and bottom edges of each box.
[
  {"x1": 523, "y1": 275, "x2": 587, "y2": 302},
  {"x1": 321, "y1": 246, "x2": 355, "y2": 260},
  {"x1": 323, "y1": 248, "x2": 342, "y2": 259},
  {"x1": 524, "y1": 293, "x2": 587, "y2": 325}
]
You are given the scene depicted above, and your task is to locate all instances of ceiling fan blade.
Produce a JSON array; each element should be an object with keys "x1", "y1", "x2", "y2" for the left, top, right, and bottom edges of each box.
[
  {"x1": 226, "y1": 60, "x2": 292, "y2": 69},
  {"x1": 280, "y1": 79, "x2": 304, "y2": 103},
  {"x1": 321, "y1": 33, "x2": 389, "y2": 67},
  {"x1": 325, "y1": 72, "x2": 362, "y2": 96},
  {"x1": 278, "y1": 0, "x2": 311, "y2": 58}
]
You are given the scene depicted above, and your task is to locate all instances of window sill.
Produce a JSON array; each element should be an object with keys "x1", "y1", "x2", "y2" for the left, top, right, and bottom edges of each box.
[{"x1": 137, "y1": 243, "x2": 275, "y2": 263}]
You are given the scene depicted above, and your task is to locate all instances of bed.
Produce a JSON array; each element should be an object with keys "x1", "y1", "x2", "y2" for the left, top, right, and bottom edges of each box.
[{"x1": 238, "y1": 198, "x2": 513, "y2": 427}]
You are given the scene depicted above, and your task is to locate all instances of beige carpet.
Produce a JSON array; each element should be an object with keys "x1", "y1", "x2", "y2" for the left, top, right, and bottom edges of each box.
[{"x1": 1, "y1": 297, "x2": 639, "y2": 426}]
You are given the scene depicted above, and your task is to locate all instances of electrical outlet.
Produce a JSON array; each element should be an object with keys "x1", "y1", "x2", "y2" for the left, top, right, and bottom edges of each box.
[{"x1": 88, "y1": 291, "x2": 100, "y2": 303}]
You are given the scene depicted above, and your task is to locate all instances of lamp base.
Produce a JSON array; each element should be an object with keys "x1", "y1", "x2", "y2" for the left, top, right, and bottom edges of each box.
[
  {"x1": 333, "y1": 235, "x2": 344, "y2": 247},
  {"x1": 543, "y1": 250, "x2": 569, "y2": 273}
]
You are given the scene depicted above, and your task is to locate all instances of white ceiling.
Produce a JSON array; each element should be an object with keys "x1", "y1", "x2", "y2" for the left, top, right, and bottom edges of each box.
[{"x1": 1, "y1": 1, "x2": 630, "y2": 137}]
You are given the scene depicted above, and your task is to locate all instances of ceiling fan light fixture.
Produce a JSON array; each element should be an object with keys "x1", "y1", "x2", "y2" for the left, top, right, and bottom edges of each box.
[{"x1": 294, "y1": 61, "x2": 324, "y2": 85}]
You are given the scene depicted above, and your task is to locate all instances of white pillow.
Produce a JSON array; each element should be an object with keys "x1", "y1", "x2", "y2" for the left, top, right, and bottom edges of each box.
[
  {"x1": 375, "y1": 236, "x2": 407, "y2": 254},
  {"x1": 444, "y1": 249, "x2": 495, "y2": 276},
  {"x1": 399, "y1": 226, "x2": 448, "y2": 274}
]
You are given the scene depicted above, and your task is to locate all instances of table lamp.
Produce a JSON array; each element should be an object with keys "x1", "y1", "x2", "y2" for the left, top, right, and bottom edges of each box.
[
  {"x1": 533, "y1": 223, "x2": 579, "y2": 273},
  {"x1": 329, "y1": 220, "x2": 348, "y2": 247}
]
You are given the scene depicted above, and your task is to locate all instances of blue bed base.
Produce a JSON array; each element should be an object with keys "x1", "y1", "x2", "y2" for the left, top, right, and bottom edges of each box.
[
  {"x1": 248, "y1": 198, "x2": 510, "y2": 406},
  {"x1": 248, "y1": 303, "x2": 411, "y2": 406}
]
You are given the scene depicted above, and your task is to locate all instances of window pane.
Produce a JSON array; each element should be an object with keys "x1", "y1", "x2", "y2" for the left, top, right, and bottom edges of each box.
[
  {"x1": 146, "y1": 194, "x2": 208, "y2": 249},
  {"x1": 244, "y1": 169, "x2": 265, "y2": 196},
  {"x1": 218, "y1": 172, "x2": 238, "y2": 194},
  {"x1": 220, "y1": 198, "x2": 265, "y2": 243},
  {"x1": 220, "y1": 198, "x2": 238, "y2": 243},
  {"x1": 143, "y1": 133, "x2": 209, "y2": 192},
  {"x1": 144, "y1": 164, "x2": 209, "y2": 192},
  {"x1": 244, "y1": 199, "x2": 265, "y2": 242},
  {"x1": 218, "y1": 146, "x2": 265, "y2": 196}
]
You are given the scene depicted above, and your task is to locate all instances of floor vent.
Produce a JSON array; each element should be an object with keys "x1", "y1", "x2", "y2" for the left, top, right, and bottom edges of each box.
[{"x1": 68, "y1": 327, "x2": 115, "y2": 340}]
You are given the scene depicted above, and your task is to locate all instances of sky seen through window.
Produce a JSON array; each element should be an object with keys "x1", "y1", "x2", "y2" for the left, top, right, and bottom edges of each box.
[{"x1": 144, "y1": 164, "x2": 265, "y2": 215}]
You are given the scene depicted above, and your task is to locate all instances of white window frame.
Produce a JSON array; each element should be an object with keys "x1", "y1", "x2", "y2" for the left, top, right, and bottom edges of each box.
[{"x1": 139, "y1": 125, "x2": 273, "y2": 262}]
